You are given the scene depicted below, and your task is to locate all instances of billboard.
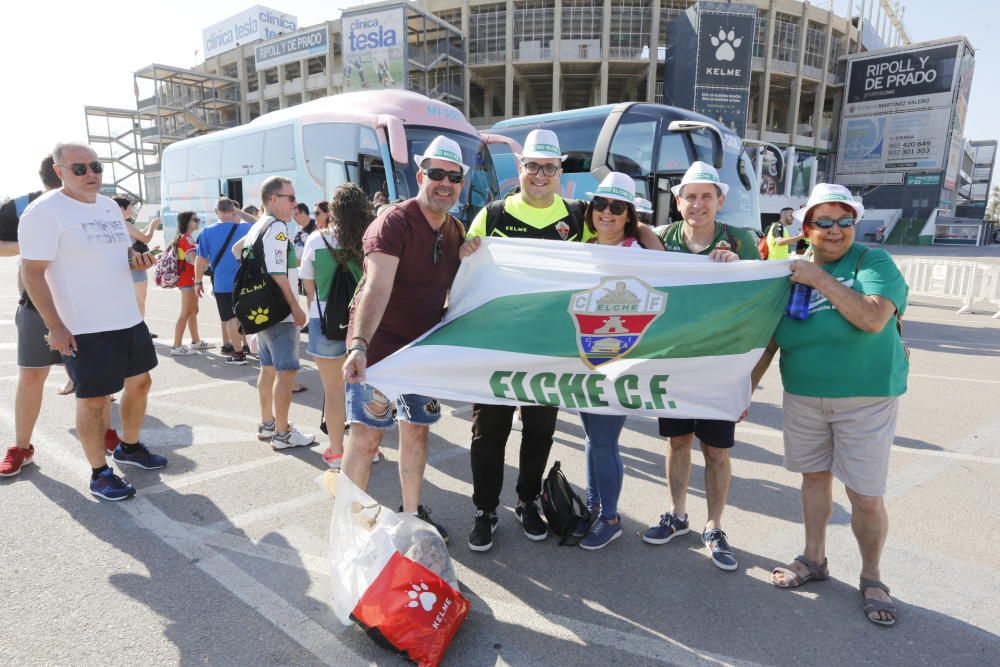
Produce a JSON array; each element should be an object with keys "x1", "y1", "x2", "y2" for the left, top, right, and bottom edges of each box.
[
  {"x1": 692, "y1": 5, "x2": 756, "y2": 136},
  {"x1": 255, "y1": 25, "x2": 328, "y2": 71},
  {"x1": 202, "y1": 6, "x2": 297, "y2": 60},
  {"x1": 843, "y1": 44, "x2": 959, "y2": 117},
  {"x1": 341, "y1": 6, "x2": 406, "y2": 92},
  {"x1": 838, "y1": 107, "x2": 953, "y2": 174}
]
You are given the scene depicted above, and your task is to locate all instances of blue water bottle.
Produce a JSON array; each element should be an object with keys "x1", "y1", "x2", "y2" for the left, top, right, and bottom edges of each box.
[{"x1": 785, "y1": 284, "x2": 813, "y2": 320}]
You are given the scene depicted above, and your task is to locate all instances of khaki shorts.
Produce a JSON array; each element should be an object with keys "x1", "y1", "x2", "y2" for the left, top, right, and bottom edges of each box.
[{"x1": 782, "y1": 392, "x2": 899, "y2": 497}]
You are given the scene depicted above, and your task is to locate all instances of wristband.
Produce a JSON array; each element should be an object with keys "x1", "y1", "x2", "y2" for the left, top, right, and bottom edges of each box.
[
  {"x1": 195, "y1": 281, "x2": 203, "y2": 286},
  {"x1": 351, "y1": 336, "x2": 369, "y2": 346},
  {"x1": 348, "y1": 344, "x2": 367, "y2": 355}
]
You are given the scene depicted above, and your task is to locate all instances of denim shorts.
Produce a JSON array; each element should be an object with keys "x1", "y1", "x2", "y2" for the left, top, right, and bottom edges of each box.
[
  {"x1": 131, "y1": 269, "x2": 148, "y2": 284},
  {"x1": 345, "y1": 382, "x2": 441, "y2": 429},
  {"x1": 307, "y1": 318, "x2": 346, "y2": 359},
  {"x1": 256, "y1": 321, "x2": 300, "y2": 371}
]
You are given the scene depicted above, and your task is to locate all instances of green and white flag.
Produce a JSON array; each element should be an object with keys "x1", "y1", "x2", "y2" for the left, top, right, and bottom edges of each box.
[{"x1": 367, "y1": 238, "x2": 792, "y2": 420}]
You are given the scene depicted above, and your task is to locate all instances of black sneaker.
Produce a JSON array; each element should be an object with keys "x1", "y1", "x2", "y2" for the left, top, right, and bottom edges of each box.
[
  {"x1": 401, "y1": 505, "x2": 450, "y2": 544},
  {"x1": 225, "y1": 352, "x2": 248, "y2": 365},
  {"x1": 242, "y1": 344, "x2": 253, "y2": 356},
  {"x1": 515, "y1": 501, "x2": 548, "y2": 541},
  {"x1": 220, "y1": 343, "x2": 235, "y2": 354},
  {"x1": 467, "y1": 509, "x2": 498, "y2": 552}
]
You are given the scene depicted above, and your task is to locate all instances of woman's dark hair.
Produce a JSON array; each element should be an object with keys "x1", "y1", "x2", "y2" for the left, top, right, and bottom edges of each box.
[
  {"x1": 177, "y1": 211, "x2": 197, "y2": 236},
  {"x1": 315, "y1": 201, "x2": 329, "y2": 215},
  {"x1": 585, "y1": 198, "x2": 639, "y2": 240},
  {"x1": 112, "y1": 195, "x2": 132, "y2": 212},
  {"x1": 328, "y1": 184, "x2": 373, "y2": 264}
]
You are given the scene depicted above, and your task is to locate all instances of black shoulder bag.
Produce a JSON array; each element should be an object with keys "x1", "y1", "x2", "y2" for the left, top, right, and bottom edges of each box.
[
  {"x1": 314, "y1": 234, "x2": 359, "y2": 341},
  {"x1": 232, "y1": 221, "x2": 292, "y2": 334}
]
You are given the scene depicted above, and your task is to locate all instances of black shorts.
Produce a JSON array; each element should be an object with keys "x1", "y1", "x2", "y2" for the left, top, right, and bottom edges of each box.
[
  {"x1": 63, "y1": 322, "x2": 158, "y2": 399},
  {"x1": 15, "y1": 302, "x2": 62, "y2": 368},
  {"x1": 214, "y1": 291, "x2": 235, "y2": 322},
  {"x1": 657, "y1": 418, "x2": 736, "y2": 449}
]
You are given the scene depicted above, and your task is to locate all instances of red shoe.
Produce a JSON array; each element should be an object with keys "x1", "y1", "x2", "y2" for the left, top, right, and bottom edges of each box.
[
  {"x1": 0, "y1": 445, "x2": 34, "y2": 477},
  {"x1": 104, "y1": 429, "x2": 122, "y2": 455}
]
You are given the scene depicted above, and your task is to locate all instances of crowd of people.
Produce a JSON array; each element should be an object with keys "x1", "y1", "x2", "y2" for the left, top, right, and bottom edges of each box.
[{"x1": 1, "y1": 129, "x2": 908, "y2": 627}]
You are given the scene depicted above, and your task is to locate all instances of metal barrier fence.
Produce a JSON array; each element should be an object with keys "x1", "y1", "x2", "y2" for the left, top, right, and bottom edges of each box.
[{"x1": 896, "y1": 259, "x2": 1000, "y2": 317}]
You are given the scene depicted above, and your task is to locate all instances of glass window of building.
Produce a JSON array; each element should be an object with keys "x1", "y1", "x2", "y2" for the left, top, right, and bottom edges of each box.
[
  {"x1": 828, "y1": 32, "x2": 844, "y2": 75},
  {"x1": 804, "y1": 21, "x2": 826, "y2": 70},
  {"x1": 513, "y1": 1, "x2": 554, "y2": 60},
  {"x1": 434, "y1": 8, "x2": 462, "y2": 28},
  {"x1": 283, "y1": 62, "x2": 301, "y2": 81},
  {"x1": 307, "y1": 56, "x2": 325, "y2": 76},
  {"x1": 771, "y1": 13, "x2": 800, "y2": 64},
  {"x1": 469, "y1": 4, "x2": 506, "y2": 64},
  {"x1": 754, "y1": 10, "x2": 768, "y2": 58},
  {"x1": 659, "y1": 0, "x2": 692, "y2": 47},
  {"x1": 562, "y1": 0, "x2": 602, "y2": 58},
  {"x1": 609, "y1": 0, "x2": 652, "y2": 59}
]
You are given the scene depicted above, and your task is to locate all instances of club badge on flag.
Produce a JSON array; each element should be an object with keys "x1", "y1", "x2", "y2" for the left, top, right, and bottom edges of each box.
[{"x1": 570, "y1": 277, "x2": 667, "y2": 368}]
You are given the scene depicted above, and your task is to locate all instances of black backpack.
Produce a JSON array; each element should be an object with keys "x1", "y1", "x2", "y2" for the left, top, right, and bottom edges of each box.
[
  {"x1": 540, "y1": 461, "x2": 590, "y2": 546},
  {"x1": 232, "y1": 220, "x2": 291, "y2": 334},
  {"x1": 315, "y1": 234, "x2": 359, "y2": 341}
]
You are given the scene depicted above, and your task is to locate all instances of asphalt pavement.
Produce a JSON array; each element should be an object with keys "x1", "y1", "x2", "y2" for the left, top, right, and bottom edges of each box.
[{"x1": 1, "y1": 244, "x2": 998, "y2": 666}]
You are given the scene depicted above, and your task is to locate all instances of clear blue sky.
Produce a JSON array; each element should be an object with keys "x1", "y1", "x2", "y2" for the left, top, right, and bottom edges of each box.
[{"x1": 1, "y1": 1, "x2": 997, "y2": 198}]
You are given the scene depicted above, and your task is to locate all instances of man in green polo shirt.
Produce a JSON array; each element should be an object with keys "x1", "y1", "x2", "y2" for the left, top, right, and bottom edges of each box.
[{"x1": 643, "y1": 161, "x2": 756, "y2": 572}]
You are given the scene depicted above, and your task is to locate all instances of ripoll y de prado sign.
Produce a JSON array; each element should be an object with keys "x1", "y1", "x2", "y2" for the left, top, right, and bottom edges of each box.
[{"x1": 366, "y1": 239, "x2": 791, "y2": 420}]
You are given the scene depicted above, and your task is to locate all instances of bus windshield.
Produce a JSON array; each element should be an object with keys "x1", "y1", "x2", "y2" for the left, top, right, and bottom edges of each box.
[{"x1": 396, "y1": 126, "x2": 499, "y2": 223}]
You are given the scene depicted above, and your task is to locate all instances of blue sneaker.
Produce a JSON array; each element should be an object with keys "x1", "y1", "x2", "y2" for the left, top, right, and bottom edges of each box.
[
  {"x1": 702, "y1": 528, "x2": 738, "y2": 571},
  {"x1": 90, "y1": 467, "x2": 136, "y2": 501},
  {"x1": 112, "y1": 443, "x2": 167, "y2": 470},
  {"x1": 642, "y1": 512, "x2": 690, "y2": 545},
  {"x1": 579, "y1": 516, "x2": 623, "y2": 551},
  {"x1": 571, "y1": 512, "x2": 596, "y2": 539}
]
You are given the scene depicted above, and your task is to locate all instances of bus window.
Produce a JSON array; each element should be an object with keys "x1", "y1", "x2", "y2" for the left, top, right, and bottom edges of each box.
[
  {"x1": 689, "y1": 128, "x2": 716, "y2": 165},
  {"x1": 360, "y1": 154, "x2": 387, "y2": 201},
  {"x1": 609, "y1": 114, "x2": 657, "y2": 178},
  {"x1": 302, "y1": 123, "x2": 360, "y2": 186},
  {"x1": 189, "y1": 143, "x2": 221, "y2": 180},
  {"x1": 656, "y1": 132, "x2": 691, "y2": 172},
  {"x1": 466, "y1": 143, "x2": 496, "y2": 212},
  {"x1": 221, "y1": 132, "x2": 264, "y2": 175},
  {"x1": 225, "y1": 179, "x2": 243, "y2": 207},
  {"x1": 262, "y1": 125, "x2": 295, "y2": 172}
]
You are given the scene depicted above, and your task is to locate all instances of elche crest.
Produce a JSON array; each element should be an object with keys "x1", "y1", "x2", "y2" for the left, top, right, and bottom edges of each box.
[{"x1": 569, "y1": 276, "x2": 667, "y2": 368}]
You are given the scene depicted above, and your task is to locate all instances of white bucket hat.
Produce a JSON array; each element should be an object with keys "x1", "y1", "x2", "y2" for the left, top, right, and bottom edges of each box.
[
  {"x1": 586, "y1": 172, "x2": 636, "y2": 204},
  {"x1": 634, "y1": 197, "x2": 653, "y2": 214},
  {"x1": 793, "y1": 183, "x2": 864, "y2": 224},
  {"x1": 519, "y1": 129, "x2": 567, "y2": 161},
  {"x1": 413, "y1": 135, "x2": 470, "y2": 175},
  {"x1": 670, "y1": 161, "x2": 730, "y2": 197}
]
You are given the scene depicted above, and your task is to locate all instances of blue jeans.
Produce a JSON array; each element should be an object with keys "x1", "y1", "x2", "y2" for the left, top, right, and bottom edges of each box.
[
  {"x1": 345, "y1": 382, "x2": 441, "y2": 430},
  {"x1": 580, "y1": 412, "x2": 627, "y2": 520},
  {"x1": 256, "y1": 321, "x2": 300, "y2": 371}
]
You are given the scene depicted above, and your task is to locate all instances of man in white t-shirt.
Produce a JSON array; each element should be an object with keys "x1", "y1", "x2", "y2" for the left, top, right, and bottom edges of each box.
[
  {"x1": 19, "y1": 142, "x2": 164, "y2": 501},
  {"x1": 241, "y1": 176, "x2": 314, "y2": 449}
]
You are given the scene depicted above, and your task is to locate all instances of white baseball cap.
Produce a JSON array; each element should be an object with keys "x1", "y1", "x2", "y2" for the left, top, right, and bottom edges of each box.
[
  {"x1": 586, "y1": 172, "x2": 636, "y2": 204},
  {"x1": 793, "y1": 183, "x2": 864, "y2": 224},
  {"x1": 519, "y1": 129, "x2": 567, "y2": 161},
  {"x1": 670, "y1": 161, "x2": 730, "y2": 197},
  {"x1": 413, "y1": 135, "x2": 470, "y2": 175}
]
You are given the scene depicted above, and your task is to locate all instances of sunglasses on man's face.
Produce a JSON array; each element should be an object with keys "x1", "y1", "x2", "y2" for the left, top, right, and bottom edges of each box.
[
  {"x1": 61, "y1": 161, "x2": 104, "y2": 176},
  {"x1": 811, "y1": 216, "x2": 855, "y2": 229},
  {"x1": 591, "y1": 197, "x2": 629, "y2": 216},
  {"x1": 423, "y1": 168, "x2": 464, "y2": 184},
  {"x1": 274, "y1": 193, "x2": 297, "y2": 203}
]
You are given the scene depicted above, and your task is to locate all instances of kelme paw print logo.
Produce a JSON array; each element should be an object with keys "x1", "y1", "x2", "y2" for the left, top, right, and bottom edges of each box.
[
  {"x1": 711, "y1": 28, "x2": 742, "y2": 62},
  {"x1": 406, "y1": 582, "x2": 437, "y2": 612},
  {"x1": 249, "y1": 307, "x2": 270, "y2": 325}
]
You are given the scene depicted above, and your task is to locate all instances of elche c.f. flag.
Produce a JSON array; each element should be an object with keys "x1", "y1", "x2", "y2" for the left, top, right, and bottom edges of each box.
[{"x1": 367, "y1": 238, "x2": 792, "y2": 420}]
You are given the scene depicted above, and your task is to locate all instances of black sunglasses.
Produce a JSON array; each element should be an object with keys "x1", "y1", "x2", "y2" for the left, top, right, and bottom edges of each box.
[
  {"x1": 432, "y1": 228, "x2": 444, "y2": 265},
  {"x1": 423, "y1": 168, "x2": 464, "y2": 184},
  {"x1": 274, "y1": 193, "x2": 297, "y2": 203},
  {"x1": 61, "y1": 161, "x2": 103, "y2": 176},
  {"x1": 591, "y1": 197, "x2": 629, "y2": 216},
  {"x1": 811, "y1": 216, "x2": 855, "y2": 229}
]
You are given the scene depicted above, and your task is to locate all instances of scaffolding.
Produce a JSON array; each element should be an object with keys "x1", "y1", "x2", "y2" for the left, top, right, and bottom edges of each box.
[{"x1": 84, "y1": 106, "x2": 157, "y2": 204}]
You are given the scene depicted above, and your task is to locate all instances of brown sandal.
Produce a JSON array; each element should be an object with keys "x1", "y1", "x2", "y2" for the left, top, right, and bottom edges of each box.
[
  {"x1": 771, "y1": 555, "x2": 830, "y2": 588},
  {"x1": 860, "y1": 578, "x2": 897, "y2": 626}
]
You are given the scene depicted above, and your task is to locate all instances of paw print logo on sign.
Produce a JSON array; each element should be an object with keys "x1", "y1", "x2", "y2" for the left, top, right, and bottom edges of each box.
[
  {"x1": 711, "y1": 28, "x2": 742, "y2": 62},
  {"x1": 249, "y1": 307, "x2": 270, "y2": 325},
  {"x1": 406, "y1": 582, "x2": 437, "y2": 612}
]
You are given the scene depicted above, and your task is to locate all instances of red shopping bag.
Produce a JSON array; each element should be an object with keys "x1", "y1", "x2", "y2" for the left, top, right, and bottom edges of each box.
[{"x1": 350, "y1": 551, "x2": 470, "y2": 667}]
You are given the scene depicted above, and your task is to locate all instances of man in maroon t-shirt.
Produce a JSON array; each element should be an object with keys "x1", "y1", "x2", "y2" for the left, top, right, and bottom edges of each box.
[{"x1": 341, "y1": 135, "x2": 468, "y2": 542}]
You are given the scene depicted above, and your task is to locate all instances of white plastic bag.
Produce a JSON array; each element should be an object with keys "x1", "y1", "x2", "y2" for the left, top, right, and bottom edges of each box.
[{"x1": 328, "y1": 473, "x2": 458, "y2": 625}]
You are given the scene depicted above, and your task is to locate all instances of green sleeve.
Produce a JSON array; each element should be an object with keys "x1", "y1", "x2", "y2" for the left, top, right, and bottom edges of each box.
[
  {"x1": 467, "y1": 206, "x2": 488, "y2": 239},
  {"x1": 653, "y1": 223, "x2": 672, "y2": 243},
  {"x1": 856, "y1": 248, "x2": 908, "y2": 315},
  {"x1": 736, "y1": 227, "x2": 761, "y2": 260}
]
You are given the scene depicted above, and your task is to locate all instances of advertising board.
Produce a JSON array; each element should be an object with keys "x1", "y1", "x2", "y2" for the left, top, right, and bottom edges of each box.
[
  {"x1": 838, "y1": 107, "x2": 952, "y2": 174},
  {"x1": 203, "y1": 6, "x2": 297, "y2": 60},
  {"x1": 340, "y1": 6, "x2": 406, "y2": 92},
  {"x1": 692, "y1": 5, "x2": 756, "y2": 136},
  {"x1": 255, "y1": 25, "x2": 328, "y2": 71},
  {"x1": 843, "y1": 43, "x2": 959, "y2": 117}
]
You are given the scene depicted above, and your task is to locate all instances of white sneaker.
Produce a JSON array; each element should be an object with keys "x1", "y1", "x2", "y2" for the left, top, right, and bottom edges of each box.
[
  {"x1": 189, "y1": 340, "x2": 215, "y2": 350},
  {"x1": 170, "y1": 345, "x2": 198, "y2": 356},
  {"x1": 271, "y1": 426, "x2": 316, "y2": 450}
]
